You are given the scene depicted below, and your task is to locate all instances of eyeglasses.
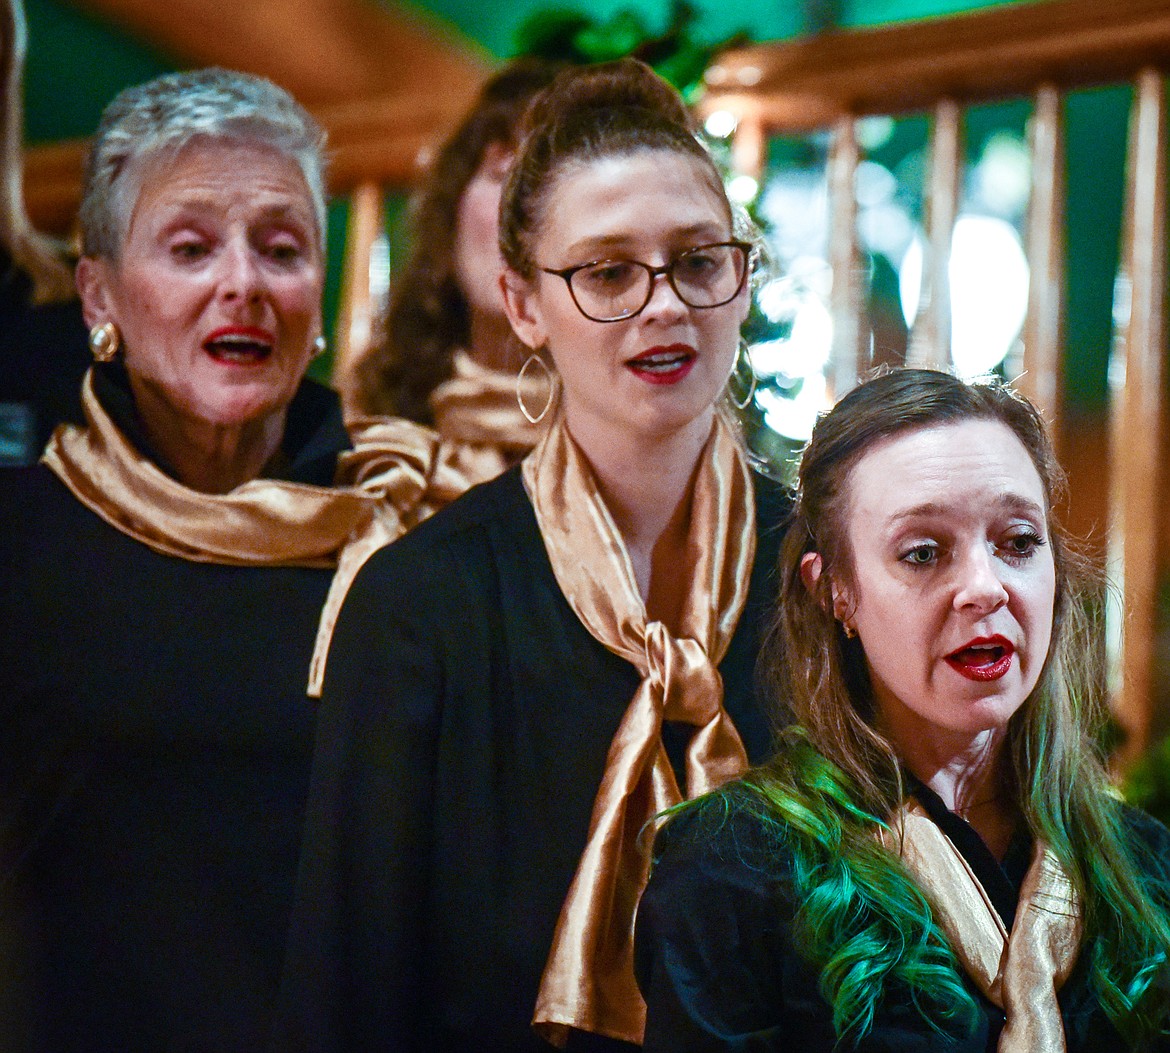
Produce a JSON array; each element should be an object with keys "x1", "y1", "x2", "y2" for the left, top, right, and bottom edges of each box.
[{"x1": 540, "y1": 241, "x2": 753, "y2": 323}]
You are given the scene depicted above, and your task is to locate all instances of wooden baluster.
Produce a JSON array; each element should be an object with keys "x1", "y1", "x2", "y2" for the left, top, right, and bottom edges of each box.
[
  {"x1": 731, "y1": 110, "x2": 766, "y2": 182},
  {"x1": 907, "y1": 97, "x2": 961, "y2": 370},
  {"x1": 828, "y1": 114, "x2": 864, "y2": 399},
  {"x1": 332, "y1": 181, "x2": 389, "y2": 419},
  {"x1": 1108, "y1": 68, "x2": 1167, "y2": 766},
  {"x1": 1018, "y1": 83, "x2": 1065, "y2": 431}
]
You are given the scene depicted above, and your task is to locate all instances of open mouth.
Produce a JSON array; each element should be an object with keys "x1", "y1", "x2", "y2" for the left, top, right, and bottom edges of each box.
[
  {"x1": 944, "y1": 637, "x2": 1015, "y2": 682},
  {"x1": 625, "y1": 344, "x2": 697, "y2": 385},
  {"x1": 204, "y1": 327, "x2": 274, "y2": 365}
]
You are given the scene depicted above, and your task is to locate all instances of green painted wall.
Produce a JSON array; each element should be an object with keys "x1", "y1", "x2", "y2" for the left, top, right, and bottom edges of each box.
[{"x1": 390, "y1": 0, "x2": 1023, "y2": 60}]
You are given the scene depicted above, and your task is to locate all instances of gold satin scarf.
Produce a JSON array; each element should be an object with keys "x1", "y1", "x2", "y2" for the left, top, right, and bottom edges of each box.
[
  {"x1": 885, "y1": 799, "x2": 1083, "y2": 1052},
  {"x1": 523, "y1": 411, "x2": 756, "y2": 1046},
  {"x1": 43, "y1": 371, "x2": 467, "y2": 696},
  {"x1": 428, "y1": 350, "x2": 548, "y2": 486}
]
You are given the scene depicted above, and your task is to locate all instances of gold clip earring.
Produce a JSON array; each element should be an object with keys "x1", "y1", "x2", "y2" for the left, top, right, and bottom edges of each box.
[{"x1": 89, "y1": 322, "x2": 121, "y2": 363}]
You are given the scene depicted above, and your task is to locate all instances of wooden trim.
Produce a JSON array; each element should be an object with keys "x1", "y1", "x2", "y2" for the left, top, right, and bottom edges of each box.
[
  {"x1": 701, "y1": 0, "x2": 1170, "y2": 130},
  {"x1": 1018, "y1": 83, "x2": 1065, "y2": 429},
  {"x1": 1108, "y1": 68, "x2": 1167, "y2": 765},
  {"x1": 827, "y1": 116, "x2": 863, "y2": 397},
  {"x1": 24, "y1": 0, "x2": 490, "y2": 234},
  {"x1": 332, "y1": 182, "x2": 387, "y2": 418},
  {"x1": 906, "y1": 98, "x2": 960, "y2": 370},
  {"x1": 70, "y1": 0, "x2": 488, "y2": 109},
  {"x1": 730, "y1": 113, "x2": 766, "y2": 179}
]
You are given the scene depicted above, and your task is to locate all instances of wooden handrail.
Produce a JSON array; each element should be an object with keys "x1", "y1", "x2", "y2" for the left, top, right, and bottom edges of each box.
[{"x1": 701, "y1": 0, "x2": 1170, "y2": 130}]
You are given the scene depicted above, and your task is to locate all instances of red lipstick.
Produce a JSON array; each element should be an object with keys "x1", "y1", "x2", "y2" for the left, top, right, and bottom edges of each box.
[
  {"x1": 625, "y1": 343, "x2": 696, "y2": 385},
  {"x1": 944, "y1": 635, "x2": 1015, "y2": 682}
]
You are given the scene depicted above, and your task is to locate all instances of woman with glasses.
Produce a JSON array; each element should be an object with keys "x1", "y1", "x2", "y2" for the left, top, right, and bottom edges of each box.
[{"x1": 274, "y1": 58, "x2": 791, "y2": 1052}]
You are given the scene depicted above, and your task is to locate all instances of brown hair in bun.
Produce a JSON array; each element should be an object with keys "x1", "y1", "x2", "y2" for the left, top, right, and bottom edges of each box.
[{"x1": 499, "y1": 57, "x2": 730, "y2": 277}]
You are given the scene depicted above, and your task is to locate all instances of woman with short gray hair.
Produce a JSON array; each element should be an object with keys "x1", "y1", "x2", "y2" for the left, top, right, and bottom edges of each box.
[{"x1": 0, "y1": 67, "x2": 464, "y2": 1051}]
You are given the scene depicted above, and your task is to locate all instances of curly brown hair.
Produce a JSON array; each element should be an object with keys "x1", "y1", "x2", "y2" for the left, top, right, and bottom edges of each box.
[{"x1": 353, "y1": 59, "x2": 565, "y2": 422}]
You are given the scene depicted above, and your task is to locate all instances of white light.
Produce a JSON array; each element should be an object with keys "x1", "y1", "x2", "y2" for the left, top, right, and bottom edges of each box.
[
  {"x1": 949, "y1": 215, "x2": 1029, "y2": 378},
  {"x1": 897, "y1": 217, "x2": 1030, "y2": 377},
  {"x1": 728, "y1": 174, "x2": 759, "y2": 204},
  {"x1": 704, "y1": 110, "x2": 738, "y2": 139},
  {"x1": 854, "y1": 160, "x2": 897, "y2": 208},
  {"x1": 789, "y1": 296, "x2": 833, "y2": 370},
  {"x1": 971, "y1": 133, "x2": 1031, "y2": 219},
  {"x1": 856, "y1": 115, "x2": 895, "y2": 151},
  {"x1": 858, "y1": 201, "x2": 914, "y2": 259},
  {"x1": 899, "y1": 235, "x2": 924, "y2": 327},
  {"x1": 759, "y1": 371, "x2": 828, "y2": 442},
  {"x1": 737, "y1": 65, "x2": 762, "y2": 86},
  {"x1": 369, "y1": 232, "x2": 391, "y2": 303}
]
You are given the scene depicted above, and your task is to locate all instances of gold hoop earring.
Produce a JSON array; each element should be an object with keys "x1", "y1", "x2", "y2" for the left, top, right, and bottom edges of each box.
[
  {"x1": 729, "y1": 338, "x2": 756, "y2": 410},
  {"x1": 517, "y1": 353, "x2": 556, "y2": 425},
  {"x1": 89, "y1": 322, "x2": 121, "y2": 363}
]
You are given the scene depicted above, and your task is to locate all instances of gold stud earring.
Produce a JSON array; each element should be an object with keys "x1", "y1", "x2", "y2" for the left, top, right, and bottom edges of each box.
[
  {"x1": 89, "y1": 322, "x2": 121, "y2": 363},
  {"x1": 313, "y1": 336, "x2": 327, "y2": 357}
]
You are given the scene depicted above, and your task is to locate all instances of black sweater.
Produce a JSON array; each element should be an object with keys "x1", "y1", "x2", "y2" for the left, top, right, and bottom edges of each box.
[
  {"x1": 0, "y1": 366, "x2": 349, "y2": 1052},
  {"x1": 635, "y1": 781, "x2": 1170, "y2": 1052},
  {"x1": 273, "y1": 465, "x2": 793, "y2": 1052}
]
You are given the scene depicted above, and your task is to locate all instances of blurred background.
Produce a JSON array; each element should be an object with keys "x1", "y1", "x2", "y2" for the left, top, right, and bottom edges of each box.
[{"x1": 16, "y1": 0, "x2": 1170, "y2": 794}]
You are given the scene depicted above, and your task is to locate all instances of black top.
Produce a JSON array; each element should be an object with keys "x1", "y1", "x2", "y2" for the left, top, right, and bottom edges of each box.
[
  {"x1": 634, "y1": 782, "x2": 1170, "y2": 1052},
  {"x1": 272, "y1": 465, "x2": 793, "y2": 1053},
  {"x1": 0, "y1": 251, "x2": 90, "y2": 465},
  {"x1": 0, "y1": 364, "x2": 350, "y2": 1052}
]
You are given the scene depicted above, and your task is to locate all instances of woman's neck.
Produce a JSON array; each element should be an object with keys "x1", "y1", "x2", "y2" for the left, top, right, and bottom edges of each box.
[
  {"x1": 901, "y1": 730, "x2": 1017, "y2": 859},
  {"x1": 129, "y1": 373, "x2": 287, "y2": 494},
  {"x1": 465, "y1": 307, "x2": 521, "y2": 374},
  {"x1": 565, "y1": 406, "x2": 716, "y2": 626}
]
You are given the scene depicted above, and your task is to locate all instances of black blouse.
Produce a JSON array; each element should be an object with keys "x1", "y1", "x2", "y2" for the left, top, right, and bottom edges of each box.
[
  {"x1": 634, "y1": 782, "x2": 1170, "y2": 1052},
  {"x1": 0, "y1": 364, "x2": 350, "y2": 1052},
  {"x1": 272, "y1": 466, "x2": 793, "y2": 1052}
]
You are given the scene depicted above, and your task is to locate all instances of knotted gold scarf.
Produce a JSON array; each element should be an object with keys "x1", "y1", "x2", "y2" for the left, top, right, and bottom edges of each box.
[
  {"x1": 523, "y1": 411, "x2": 756, "y2": 1046},
  {"x1": 885, "y1": 799, "x2": 1083, "y2": 1052},
  {"x1": 428, "y1": 350, "x2": 548, "y2": 485},
  {"x1": 43, "y1": 371, "x2": 468, "y2": 696}
]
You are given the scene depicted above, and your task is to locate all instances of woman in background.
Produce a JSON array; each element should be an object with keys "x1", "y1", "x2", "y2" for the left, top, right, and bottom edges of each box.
[
  {"x1": 349, "y1": 58, "x2": 562, "y2": 483},
  {"x1": 636, "y1": 369, "x2": 1170, "y2": 1051},
  {"x1": 0, "y1": 68, "x2": 462, "y2": 1052},
  {"x1": 275, "y1": 58, "x2": 787, "y2": 1052}
]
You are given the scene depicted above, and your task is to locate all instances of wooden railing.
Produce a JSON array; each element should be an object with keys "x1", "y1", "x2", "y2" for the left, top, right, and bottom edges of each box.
[{"x1": 699, "y1": 0, "x2": 1170, "y2": 763}]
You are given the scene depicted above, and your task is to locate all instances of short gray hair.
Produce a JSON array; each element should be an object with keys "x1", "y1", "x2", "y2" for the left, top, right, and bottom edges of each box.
[{"x1": 80, "y1": 68, "x2": 328, "y2": 259}]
